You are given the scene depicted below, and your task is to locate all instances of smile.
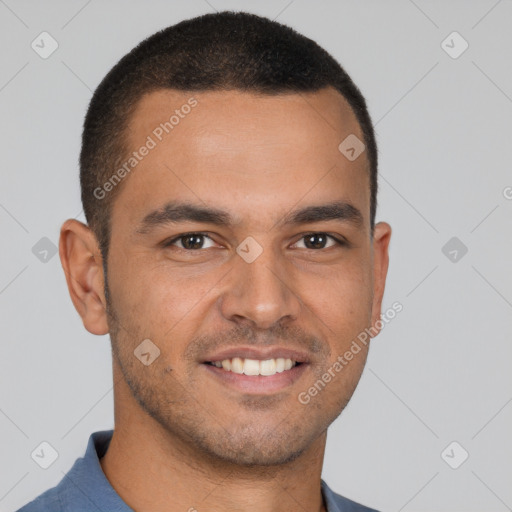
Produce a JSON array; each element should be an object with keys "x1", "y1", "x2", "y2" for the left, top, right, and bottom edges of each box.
[{"x1": 206, "y1": 357, "x2": 300, "y2": 376}]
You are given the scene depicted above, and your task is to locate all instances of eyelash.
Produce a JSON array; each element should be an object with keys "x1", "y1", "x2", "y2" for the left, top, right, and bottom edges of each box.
[{"x1": 162, "y1": 232, "x2": 348, "y2": 251}]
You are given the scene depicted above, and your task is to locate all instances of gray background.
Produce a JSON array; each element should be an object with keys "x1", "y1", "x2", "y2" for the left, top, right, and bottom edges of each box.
[{"x1": 1, "y1": 1, "x2": 511, "y2": 511}]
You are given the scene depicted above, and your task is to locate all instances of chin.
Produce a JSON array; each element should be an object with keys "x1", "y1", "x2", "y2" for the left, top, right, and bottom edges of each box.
[
  {"x1": 181, "y1": 417, "x2": 324, "y2": 468},
  {"x1": 200, "y1": 437, "x2": 308, "y2": 467}
]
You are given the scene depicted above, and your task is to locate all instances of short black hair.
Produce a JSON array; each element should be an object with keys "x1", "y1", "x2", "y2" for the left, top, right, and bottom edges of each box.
[{"x1": 80, "y1": 11, "x2": 378, "y2": 260}]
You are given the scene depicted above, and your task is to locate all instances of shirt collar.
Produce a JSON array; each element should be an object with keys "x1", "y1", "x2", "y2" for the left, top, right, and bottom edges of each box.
[{"x1": 67, "y1": 430, "x2": 133, "y2": 511}]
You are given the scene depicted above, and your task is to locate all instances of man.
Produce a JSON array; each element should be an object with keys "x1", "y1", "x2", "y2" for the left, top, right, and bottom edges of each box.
[{"x1": 18, "y1": 10, "x2": 390, "y2": 512}]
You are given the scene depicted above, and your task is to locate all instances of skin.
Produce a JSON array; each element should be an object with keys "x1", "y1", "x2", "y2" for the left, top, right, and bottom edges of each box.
[{"x1": 60, "y1": 87, "x2": 391, "y2": 512}]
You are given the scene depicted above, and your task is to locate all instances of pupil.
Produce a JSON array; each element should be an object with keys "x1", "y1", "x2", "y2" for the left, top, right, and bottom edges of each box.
[
  {"x1": 183, "y1": 234, "x2": 203, "y2": 249},
  {"x1": 306, "y1": 233, "x2": 326, "y2": 249}
]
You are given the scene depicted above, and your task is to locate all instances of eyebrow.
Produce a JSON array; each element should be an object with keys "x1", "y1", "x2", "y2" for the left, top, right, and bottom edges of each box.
[{"x1": 135, "y1": 199, "x2": 364, "y2": 234}]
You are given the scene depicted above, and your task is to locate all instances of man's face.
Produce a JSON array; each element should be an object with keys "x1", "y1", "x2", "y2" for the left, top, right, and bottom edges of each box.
[{"x1": 103, "y1": 87, "x2": 389, "y2": 466}]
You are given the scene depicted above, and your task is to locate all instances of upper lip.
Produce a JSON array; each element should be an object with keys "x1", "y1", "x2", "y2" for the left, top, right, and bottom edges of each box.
[{"x1": 201, "y1": 346, "x2": 311, "y2": 364}]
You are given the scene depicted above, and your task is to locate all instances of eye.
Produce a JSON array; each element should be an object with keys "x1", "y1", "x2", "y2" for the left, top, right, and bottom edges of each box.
[
  {"x1": 162, "y1": 232, "x2": 347, "y2": 252},
  {"x1": 293, "y1": 233, "x2": 345, "y2": 250},
  {"x1": 164, "y1": 233, "x2": 216, "y2": 250}
]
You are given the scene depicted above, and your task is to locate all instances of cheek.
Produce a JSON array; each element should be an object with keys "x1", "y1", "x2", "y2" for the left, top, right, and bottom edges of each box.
[
  {"x1": 298, "y1": 264, "x2": 373, "y2": 401},
  {"x1": 302, "y1": 259, "x2": 373, "y2": 335},
  {"x1": 110, "y1": 259, "x2": 220, "y2": 347}
]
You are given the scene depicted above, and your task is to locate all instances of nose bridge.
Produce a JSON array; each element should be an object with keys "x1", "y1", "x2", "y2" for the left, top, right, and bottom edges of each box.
[{"x1": 219, "y1": 238, "x2": 302, "y2": 329}]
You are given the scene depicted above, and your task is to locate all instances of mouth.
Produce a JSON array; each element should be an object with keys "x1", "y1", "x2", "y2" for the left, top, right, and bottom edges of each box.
[
  {"x1": 205, "y1": 357, "x2": 302, "y2": 376},
  {"x1": 201, "y1": 351, "x2": 309, "y2": 394}
]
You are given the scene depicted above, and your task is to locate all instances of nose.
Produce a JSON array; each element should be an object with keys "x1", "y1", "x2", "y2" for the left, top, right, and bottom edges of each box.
[{"x1": 218, "y1": 243, "x2": 302, "y2": 330}]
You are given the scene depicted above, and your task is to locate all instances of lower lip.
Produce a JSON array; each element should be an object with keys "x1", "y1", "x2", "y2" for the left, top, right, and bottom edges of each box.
[{"x1": 201, "y1": 363, "x2": 308, "y2": 394}]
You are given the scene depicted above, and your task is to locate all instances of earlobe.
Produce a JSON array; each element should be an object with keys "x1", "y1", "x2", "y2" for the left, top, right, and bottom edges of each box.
[
  {"x1": 370, "y1": 222, "x2": 392, "y2": 336},
  {"x1": 59, "y1": 219, "x2": 109, "y2": 335}
]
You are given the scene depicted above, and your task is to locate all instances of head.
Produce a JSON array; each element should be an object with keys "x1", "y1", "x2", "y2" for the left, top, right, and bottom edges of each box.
[{"x1": 60, "y1": 11, "x2": 391, "y2": 467}]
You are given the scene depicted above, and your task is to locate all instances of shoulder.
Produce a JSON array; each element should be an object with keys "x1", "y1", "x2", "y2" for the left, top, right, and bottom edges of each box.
[
  {"x1": 15, "y1": 481, "x2": 66, "y2": 512},
  {"x1": 15, "y1": 430, "x2": 115, "y2": 512},
  {"x1": 322, "y1": 479, "x2": 380, "y2": 512}
]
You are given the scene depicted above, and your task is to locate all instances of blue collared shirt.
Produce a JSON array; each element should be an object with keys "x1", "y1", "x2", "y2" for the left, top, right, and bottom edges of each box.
[{"x1": 17, "y1": 430, "x2": 379, "y2": 512}]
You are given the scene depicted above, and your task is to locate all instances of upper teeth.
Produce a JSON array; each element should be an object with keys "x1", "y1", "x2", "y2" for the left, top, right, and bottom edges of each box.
[{"x1": 211, "y1": 357, "x2": 297, "y2": 376}]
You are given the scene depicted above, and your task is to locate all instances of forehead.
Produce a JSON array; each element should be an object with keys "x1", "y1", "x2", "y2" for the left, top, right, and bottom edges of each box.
[
  {"x1": 112, "y1": 87, "x2": 369, "y2": 232},
  {"x1": 129, "y1": 87, "x2": 363, "y2": 150}
]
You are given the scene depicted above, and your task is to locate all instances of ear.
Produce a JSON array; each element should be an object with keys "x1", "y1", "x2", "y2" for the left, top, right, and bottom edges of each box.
[
  {"x1": 59, "y1": 219, "x2": 109, "y2": 335},
  {"x1": 370, "y1": 222, "x2": 392, "y2": 336}
]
